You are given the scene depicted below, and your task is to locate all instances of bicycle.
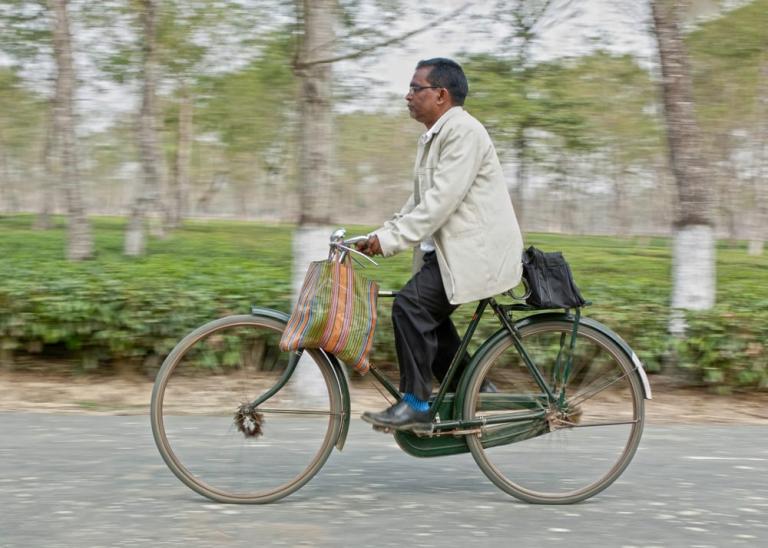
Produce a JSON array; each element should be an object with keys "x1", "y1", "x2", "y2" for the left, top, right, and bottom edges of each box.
[{"x1": 150, "y1": 228, "x2": 652, "y2": 505}]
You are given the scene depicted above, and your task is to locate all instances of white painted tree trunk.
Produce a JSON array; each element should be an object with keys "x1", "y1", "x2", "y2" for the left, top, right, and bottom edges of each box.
[
  {"x1": 291, "y1": 0, "x2": 337, "y2": 399},
  {"x1": 291, "y1": 226, "x2": 336, "y2": 401},
  {"x1": 652, "y1": 0, "x2": 716, "y2": 335},
  {"x1": 668, "y1": 225, "x2": 715, "y2": 335}
]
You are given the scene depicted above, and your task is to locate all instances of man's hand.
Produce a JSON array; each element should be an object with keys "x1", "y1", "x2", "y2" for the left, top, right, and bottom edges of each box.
[{"x1": 356, "y1": 235, "x2": 382, "y2": 256}]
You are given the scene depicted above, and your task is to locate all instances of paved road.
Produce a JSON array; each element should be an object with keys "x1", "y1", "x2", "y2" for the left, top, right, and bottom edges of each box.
[{"x1": 1, "y1": 413, "x2": 766, "y2": 547}]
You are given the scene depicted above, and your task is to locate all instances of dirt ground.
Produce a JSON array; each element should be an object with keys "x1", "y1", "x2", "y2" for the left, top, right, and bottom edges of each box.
[{"x1": 1, "y1": 370, "x2": 767, "y2": 424}]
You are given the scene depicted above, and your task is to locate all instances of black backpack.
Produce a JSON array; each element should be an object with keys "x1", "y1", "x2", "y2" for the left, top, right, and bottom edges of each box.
[{"x1": 521, "y1": 246, "x2": 587, "y2": 309}]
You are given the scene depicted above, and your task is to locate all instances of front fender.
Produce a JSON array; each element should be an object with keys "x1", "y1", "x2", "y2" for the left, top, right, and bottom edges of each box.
[
  {"x1": 323, "y1": 352, "x2": 352, "y2": 451},
  {"x1": 250, "y1": 306, "x2": 351, "y2": 451}
]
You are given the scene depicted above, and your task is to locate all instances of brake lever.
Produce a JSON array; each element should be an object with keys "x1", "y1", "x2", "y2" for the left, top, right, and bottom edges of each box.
[{"x1": 335, "y1": 243, "x2": 379, "y2": 266}]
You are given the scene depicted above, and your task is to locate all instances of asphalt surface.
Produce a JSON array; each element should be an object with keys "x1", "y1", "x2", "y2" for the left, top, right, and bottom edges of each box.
[{"x1": 1, "y1": 413, "x2": 766, "y2": 547}]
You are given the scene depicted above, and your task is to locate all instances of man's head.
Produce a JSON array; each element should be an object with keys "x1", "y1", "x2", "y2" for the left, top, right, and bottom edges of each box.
[{"x1": 406, "y1": 58, "x2": 468, "y2": 128}]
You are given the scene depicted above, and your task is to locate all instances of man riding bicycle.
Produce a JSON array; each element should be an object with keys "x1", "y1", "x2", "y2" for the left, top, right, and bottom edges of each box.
[{"x1": 357, "y1": 57, "x2": 523, "y2": 431}]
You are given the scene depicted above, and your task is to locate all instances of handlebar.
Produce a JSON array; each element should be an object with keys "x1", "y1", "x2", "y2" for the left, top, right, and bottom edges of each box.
[{"x1": 328, "y1": 228, "x2": 379, "y2": 267}]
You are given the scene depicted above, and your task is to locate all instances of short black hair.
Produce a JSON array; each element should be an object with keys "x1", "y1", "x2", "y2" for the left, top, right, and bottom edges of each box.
[{"x1": 416, "y1": 58, "x2": 468, "y2": 106}]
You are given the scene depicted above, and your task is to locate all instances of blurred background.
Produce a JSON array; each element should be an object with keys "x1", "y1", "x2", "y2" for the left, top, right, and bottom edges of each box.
[{"x1": 0, "y1": 0, "x2": 766, "y2": 396}]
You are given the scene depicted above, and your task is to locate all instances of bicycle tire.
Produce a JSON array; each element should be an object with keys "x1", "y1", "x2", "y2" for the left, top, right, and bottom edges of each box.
[
  {"x1": 463, "y1": 318, "x2": 645, "y2": 504},
  {"x1": 150, "y1": 314, "x2": 343, "y2": 504}
]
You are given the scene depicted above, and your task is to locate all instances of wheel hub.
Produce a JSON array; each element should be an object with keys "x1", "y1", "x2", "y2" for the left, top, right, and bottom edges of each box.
[
  {"x1": 234, "y1": 402, "x2": 264, "y2": 438},
  {"x1": 546, "y1": 403, "x2": 583, "y2": 430}
]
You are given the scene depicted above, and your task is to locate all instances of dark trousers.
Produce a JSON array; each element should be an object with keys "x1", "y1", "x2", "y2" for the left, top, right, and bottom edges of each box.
[{"x1": 392, "y1": 252, "x2": 467, "y2": 401}]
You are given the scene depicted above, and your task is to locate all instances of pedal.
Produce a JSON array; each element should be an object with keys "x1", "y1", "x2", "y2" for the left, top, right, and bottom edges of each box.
[{"x1": 371, "y1": 424, "x2": 393, "y2": 434}]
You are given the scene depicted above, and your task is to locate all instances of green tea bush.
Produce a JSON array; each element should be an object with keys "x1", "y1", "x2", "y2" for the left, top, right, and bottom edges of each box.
[
  {"x1": 0, "y1": 216, "x2": 292, "y2": 373},
  {"x1": 0, "y1": 216, "x2": 766, "y2": 390}
]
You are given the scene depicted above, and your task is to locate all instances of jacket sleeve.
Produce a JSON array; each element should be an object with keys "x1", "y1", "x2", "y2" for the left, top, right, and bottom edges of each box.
[{"x1": 374, "y1": 125, "x2": 487, "y2": 257}]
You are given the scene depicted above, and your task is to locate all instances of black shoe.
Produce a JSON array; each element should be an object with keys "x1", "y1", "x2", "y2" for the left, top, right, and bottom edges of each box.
[{"x1": 361, "y1": 400, "x2": 431, "y2": 431}]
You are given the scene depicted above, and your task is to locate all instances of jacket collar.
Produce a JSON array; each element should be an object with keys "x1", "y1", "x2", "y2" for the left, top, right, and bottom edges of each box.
[{"x1": 420, "y1": 106, "x2": 463, "y2": 145}]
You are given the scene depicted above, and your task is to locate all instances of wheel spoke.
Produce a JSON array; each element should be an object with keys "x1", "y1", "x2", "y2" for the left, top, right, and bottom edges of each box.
[
  {"x1": 565, "y1": 370, "x2": 632, "y2": 408},
  {"x1": 553, "y1": 419, "x2": 641, "y2": 429},
  {"x1": 255, "y1": 408, "x2": 340, "y2": 416}
]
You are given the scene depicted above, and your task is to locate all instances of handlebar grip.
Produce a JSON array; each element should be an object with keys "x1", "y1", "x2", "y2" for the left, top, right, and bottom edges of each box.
[{"x1": 342, "y1": 235, "x2": 369, "y2": 245}]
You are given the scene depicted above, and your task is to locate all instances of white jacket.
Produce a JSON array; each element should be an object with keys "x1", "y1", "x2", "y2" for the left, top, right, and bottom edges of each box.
[{"x1": 375, "y1": 107, "x2": 523, "y2": 304}]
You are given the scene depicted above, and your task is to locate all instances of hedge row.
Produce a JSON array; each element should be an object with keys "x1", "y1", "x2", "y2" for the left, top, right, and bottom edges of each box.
[
  {"x1": 0, "y1": 216, "x2": 293, "y2": 372},
  {"x1": 0, "y1": 216, "x2": 766, "y2": 390}
]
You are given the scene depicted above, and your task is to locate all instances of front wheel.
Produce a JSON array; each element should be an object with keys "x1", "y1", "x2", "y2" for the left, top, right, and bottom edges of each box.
[
  {"x1": 463, "y1": 318, "x2": 645, "y2": 504},
  {"x1": 150, "y1": 314, "x2": 343, "y2": 504}
]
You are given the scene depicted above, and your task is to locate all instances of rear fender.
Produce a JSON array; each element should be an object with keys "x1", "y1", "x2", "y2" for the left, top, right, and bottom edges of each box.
[
  {"x1": 453, "y1": 311, "x2": 652, "y2": 418},
  {"x1": 516, "y1": 312, "x2": 652, "y2": 400}
]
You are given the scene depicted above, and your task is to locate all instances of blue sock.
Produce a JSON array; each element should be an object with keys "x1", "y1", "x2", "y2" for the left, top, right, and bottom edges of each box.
[{"x1": 402, "y1": 392, "x2": 429, "y2": 412}]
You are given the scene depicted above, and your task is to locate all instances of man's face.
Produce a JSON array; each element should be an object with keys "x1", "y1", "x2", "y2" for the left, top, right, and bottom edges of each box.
[{"x1": 405, "y1": 66, "x2": 445, "y2": 127}]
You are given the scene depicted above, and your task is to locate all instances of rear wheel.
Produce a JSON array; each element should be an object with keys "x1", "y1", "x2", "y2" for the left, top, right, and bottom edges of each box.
[
  {"x1": 463, "y1": 318, "x2": 644, "y2": 504},
  {"x1": 150, "y1": 314, "x2": 343, "y2": 504}
]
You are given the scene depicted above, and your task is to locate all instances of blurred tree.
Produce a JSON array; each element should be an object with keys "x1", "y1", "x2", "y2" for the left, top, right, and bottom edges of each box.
[
  {"x1": 124, "y1": 0, "x2": 165, "y2": 256},
  {"x1": 293, "y1": 0, "x2": 335, "y2": 229},
  {"x1": 755, "y1": 57, "x2": 768, "y2": 256},
  {"x1": 488, "y1": 0, "x2": 558, "y2": 227},
  {"x1": 104, "y1": 0, "x2": 276, "y2": 253},
  {"x1": 49, "y1": 0, "x2": 93, "y2": 259},
  {"x1": 0, "y1": 70, "x2": 45, "y2": 214},
  {"x1": 651, "y1": 0, "x2": 715, "y2": 334},
  {"x1": 193, "y1": 32, "x2": 297, "y2": 216},
  {"x1": 538, "y1": 53, "x2": 663, "y2": 235},
  {"x1": 288, "y1": 0, "x2": 340, "y2": 305},
  {"x1": 463, "y1": 51, "x2": 664, "y2": 235},
  {"x1": 0, "y1": 0, "x2": 94, "y2": 253},
  {"x1": 154, "y1": 0, "x2": 266, "y2": 227},
  {"x1": 687, "y1": 0, "x2": 768, "y2": 254},
  {"x1": 0, "y1": 2, "x2": 52, "y2": 225}
]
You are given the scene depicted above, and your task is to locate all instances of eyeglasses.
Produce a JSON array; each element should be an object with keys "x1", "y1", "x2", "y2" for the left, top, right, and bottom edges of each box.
[{"x1": 408, "y1": 85, "x2": 441, "y2": 94}]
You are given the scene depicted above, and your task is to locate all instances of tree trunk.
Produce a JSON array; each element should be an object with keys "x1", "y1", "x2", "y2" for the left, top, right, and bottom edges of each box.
[
  {"x1": 292, "y1": 0, "x2": 337, "y2": 294},
  {"x1": 167, "y1": 84, "x2": 192, "y2": 229},
  {"x1": 49, "y1": 0, "x2": 93, "y2": 259},
  {"x1": 125, "y1": 0, "x2": 166, "y2": 256},
  {"x1": 292, "y1": 0, "x2": 337, "y2": 400},
  {"x1": 295, "y1": 0, "x2": 335, "y2": 228},
  {"x1": 512, "y1": 129, "x2": 527, "y2": 228},
  {"x1": 651, "y1": 0, "x2": 715, "y2": 335},
  {"x1": 35, "y1": 110, "x2": 56, "y2": 230},
  {"x1": 748, "y1": 56, "x2": 768, "y2": 256},
  {"x1": 0, "y1": 143, "x2": 11, "y2": 213},
  {"x1": 501, "y1": 0, "x2": 554, "y2": 230},
  {"x1": 611, "y1": 148, "x2": 630, "y2": 237}
]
